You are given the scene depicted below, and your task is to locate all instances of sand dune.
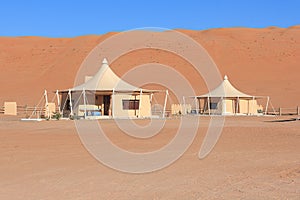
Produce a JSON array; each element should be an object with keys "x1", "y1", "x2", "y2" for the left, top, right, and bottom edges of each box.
[{"x1": 0, "y1": 27, "x2": 299, "y2": 108}]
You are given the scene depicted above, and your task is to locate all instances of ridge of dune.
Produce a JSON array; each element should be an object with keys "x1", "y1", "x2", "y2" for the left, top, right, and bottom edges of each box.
[{"x1": 0, "y1": 27, "x2": 299, "y2": 108}]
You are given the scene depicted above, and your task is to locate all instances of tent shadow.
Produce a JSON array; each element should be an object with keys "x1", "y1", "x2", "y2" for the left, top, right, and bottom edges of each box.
[{"x1": 265, "y1": 118, "x2": 300, "y2": 123}]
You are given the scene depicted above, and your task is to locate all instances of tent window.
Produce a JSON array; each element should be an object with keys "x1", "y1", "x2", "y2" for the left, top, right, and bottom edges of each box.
[
  {"x1": 122, "y1": 100, "x2": 139, "y2": 110},
  {"x1": 210, "y1": 102, "x2": 218, "y2": 109}
]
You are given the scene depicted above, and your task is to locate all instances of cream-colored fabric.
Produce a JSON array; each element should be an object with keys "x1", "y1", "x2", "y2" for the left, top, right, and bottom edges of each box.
[
  {"x1": 84, "y1": 76, "x2": 93, "y2": 83},
  {"x1": 113, "y1": 94, "x2": 151, "y2": 118},
  {"x1": 45, "y1": 103, "x2": 56, "y2": 117},
  {"x1": 71, "y1": 58, "x2": 141, "y2": 91},
  {"x1": 239, "y1": 99, "x2": 258, "y2": 114},
  {"x1": 4, "y1": 102, "x2": 17, "y2": 115},
  {"x1": 198, "y1": 75, "x2": 252, "y2": 98}
]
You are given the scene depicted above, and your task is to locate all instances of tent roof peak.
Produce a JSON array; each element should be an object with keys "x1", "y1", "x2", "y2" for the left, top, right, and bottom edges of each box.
[{"x1": 102, "y1": 58, "x2": 108, "y2": 64}]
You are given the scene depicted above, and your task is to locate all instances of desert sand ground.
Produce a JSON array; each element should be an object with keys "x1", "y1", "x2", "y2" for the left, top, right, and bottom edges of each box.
[{"x1": 0, "y1": 116, "x2": 299, "y2": 199}]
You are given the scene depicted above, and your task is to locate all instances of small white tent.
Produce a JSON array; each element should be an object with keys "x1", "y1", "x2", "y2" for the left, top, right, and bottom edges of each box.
[
  {"x1": 58, "y1": 58, "x2": 160, "y2": 119},
  {"x1": 191, "y1": 75, "x2": 269, "y2": 115}
]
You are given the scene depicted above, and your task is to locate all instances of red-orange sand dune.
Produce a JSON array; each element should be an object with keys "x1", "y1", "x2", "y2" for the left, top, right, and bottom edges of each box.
[{"x1": 0, "y1": 27, "x2": 299, "y2": 108}]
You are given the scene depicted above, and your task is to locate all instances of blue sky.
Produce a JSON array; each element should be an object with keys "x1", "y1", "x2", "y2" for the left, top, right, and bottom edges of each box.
[{"x1": 0, "y1": 0, "x2": 299, "y2": 37}]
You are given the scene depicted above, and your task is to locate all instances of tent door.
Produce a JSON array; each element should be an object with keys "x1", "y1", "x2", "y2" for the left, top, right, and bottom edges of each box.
[{"x1": 103, "y1": 95, "x2": 110, "y2": 115}]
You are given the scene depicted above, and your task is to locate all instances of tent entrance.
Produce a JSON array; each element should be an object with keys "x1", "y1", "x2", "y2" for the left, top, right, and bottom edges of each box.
[{"x1": 103, "y1": 95, "x2": 111, "y2": 116}]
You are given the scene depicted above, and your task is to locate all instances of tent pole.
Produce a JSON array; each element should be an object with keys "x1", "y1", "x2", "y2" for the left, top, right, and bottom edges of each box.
[
  {"x1": 138, "y1": 89, "x2": 142, "y2": 118},
  {"x1": 221, "y1": 97, "x2": 224, "y2": 115},
  {"x1": 235, "y1": 97, "x2": 239, "y2": 115},
  {"x1": 203, "y1": 98, "x2": 206, "y2": 114},
  {"x1": 56, "y1": 90, "x2": 61, "y2": 114},
  {"x1": 182, "y1": 96, "x2": 186, "y2": 115},
  {"x1": 150, "y1": 93, "x2": 154, "y2": 116},
  {"x1": 162, "y1": 90, "x2": 168, "y2": 118},
  {"x1": 265, "y1": 96, "x2": 269, "y2": 115},
  {"x1": 44, "y1": 90, "x2": 50, "y2": 119},
  {"x1": 208, "y1": 96, "x2": 211, "y2": 115},
  {"x1": 68, "y1": 89, "x2": 73, "y2": 117},
  {"x1": 252, "y1": 96, "x2": 255, "y2": 115},
  {"x1": 194, "y1": 97, "x2": 197, "y2": 114},
  {"x1": 112, "y1": 88, "x2": 115, "y2": 118},
  {"x1": 199, "y1": 98, "x2": 201, "y2": 114},
  {"x1": 83, "y1": 88, "x2": 87, "y2": 119},
  {"x1": 224, "y1": 97, "x2": 227, "y2": 115}
]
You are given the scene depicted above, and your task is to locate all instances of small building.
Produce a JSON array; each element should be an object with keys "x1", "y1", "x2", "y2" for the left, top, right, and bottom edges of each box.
[
  {"x1": 190, "y1": 75, "x2": 269, "y2": 115},
  {"x1": 58, "y1": 58, "x2": 160, "y2": 119}
]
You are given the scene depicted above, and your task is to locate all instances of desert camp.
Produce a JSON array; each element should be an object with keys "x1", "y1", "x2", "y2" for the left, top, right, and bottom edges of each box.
[{"x1": 0, "y1": 1, "x2": 300, "y2": 199}]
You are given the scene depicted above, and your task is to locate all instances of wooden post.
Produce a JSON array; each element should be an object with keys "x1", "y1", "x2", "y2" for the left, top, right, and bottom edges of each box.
[{"x1": 279, "y1": 107, "x2": 282, "y2": 116}]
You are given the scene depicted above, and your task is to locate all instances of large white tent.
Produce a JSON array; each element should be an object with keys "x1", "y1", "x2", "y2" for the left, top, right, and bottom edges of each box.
[
  {"x1": 58, "y1": 58, "x2": 164, "y2": 119},
  {"x1": 190, "y1": 75, "x2": 269, "y2": 115}
]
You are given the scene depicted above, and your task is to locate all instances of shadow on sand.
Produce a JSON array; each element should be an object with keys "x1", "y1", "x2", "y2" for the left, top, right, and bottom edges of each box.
[{"x1": 265, "y1": 118, "x2": 300, "y2": 123}]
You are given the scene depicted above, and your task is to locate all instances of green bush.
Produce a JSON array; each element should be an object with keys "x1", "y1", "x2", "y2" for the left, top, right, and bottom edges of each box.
[{"x1": 52, "y1": 112, "x2": 62, "y2": 120}]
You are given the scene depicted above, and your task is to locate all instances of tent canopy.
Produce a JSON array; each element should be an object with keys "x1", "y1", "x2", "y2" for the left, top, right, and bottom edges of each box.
[
  {"x1": 194, "y1": 75, "x2": 254, "y2": 98},
  {"x1": 59, "y1": 58, "x2": 159, "y2": 94}
]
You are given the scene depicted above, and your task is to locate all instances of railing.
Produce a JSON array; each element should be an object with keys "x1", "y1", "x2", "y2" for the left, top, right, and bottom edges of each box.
[
  {"x1": 0, "y1": 105, "x2": 59, "y2": 118},
  {"x1": 267, "y1": 106, "x2": 300, "y2": 116}
]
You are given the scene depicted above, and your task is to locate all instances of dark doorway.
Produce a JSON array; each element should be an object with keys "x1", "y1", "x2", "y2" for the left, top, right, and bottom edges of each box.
[{"x1": 103, "y1": 95, "x2": 111, "y2": 115}]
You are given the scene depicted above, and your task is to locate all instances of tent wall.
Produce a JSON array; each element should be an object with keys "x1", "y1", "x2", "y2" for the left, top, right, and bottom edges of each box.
[
  {"x1": 113, "y1": 93, "x2": 151, "y2": 118},
  {"x1": 225, "y1": 99, "x2": 235, "y2": 114},
  {"x1": 239, "y1": 99, "x2": 258, "y2": 114},
  {"x1": 60, "y1": 91, "x2": 152, "y2": 118},
  {"x1": 199, "y1": 98, "x2": 261, "y2": 115}
]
